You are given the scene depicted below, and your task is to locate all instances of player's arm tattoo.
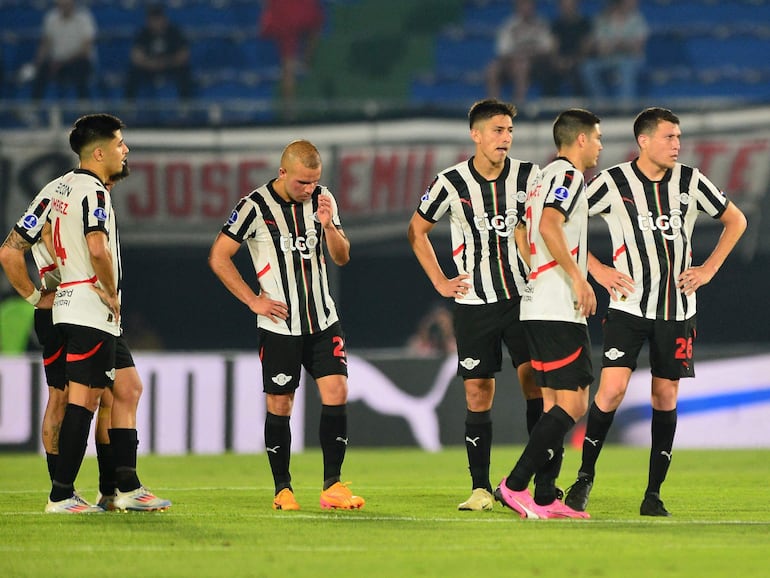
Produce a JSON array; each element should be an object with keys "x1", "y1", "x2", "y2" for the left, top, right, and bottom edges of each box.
[{"x1": 1, "y1": 229, "x2": 32, "y2": 252}]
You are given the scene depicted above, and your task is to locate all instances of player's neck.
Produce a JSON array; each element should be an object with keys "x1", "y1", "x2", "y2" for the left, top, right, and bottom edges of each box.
[
  {"x1": 635, "y1": 156, "x2": 666, "y2": 181},
  {"x1": 472, "y1": 156, "x2": 504, "y2": 181}
]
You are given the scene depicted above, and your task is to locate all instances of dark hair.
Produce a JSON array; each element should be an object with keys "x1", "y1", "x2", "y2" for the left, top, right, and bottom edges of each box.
[
  {"x1": 468, "y1": 99, "x2": 517, "y2": 129},
  {"x1": 68, "y1": 114, "x2": 125, "y2": 156},
  {"x1": 633, "y1": 107, "x2": 680, "y2": 140},
  {"x1": 553, "y1": 108, "x2": 600, "y2": 149}
]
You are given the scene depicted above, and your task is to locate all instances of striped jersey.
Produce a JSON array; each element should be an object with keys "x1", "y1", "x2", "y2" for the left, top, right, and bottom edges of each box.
[
  {"x1": 416, "y1": 156, "x2": 538, "y2": 304},
  {"x1": 222, "y1": 180, "x2": 342, "y2": 336},
  {"x1": 48, "y1": 169, "x2": 122, "y2": 336},
  {"x1": 521, "y1": 157, "x2": 589, "y2": 324},
  {"x1": 587, "y1": 160, "x2": 729, "y2": 321},
  {"x1": 13, "y1": 189, "x2": 60, "y2": 291}
]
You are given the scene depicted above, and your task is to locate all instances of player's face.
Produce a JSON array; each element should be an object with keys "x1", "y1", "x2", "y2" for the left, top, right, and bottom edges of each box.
[
  {"x1": 472, "y1": 115, "x2": 513, "y2": 165},
  {"x1": 102, "y1": 130, "x2": 129, "y2": 183},
  {"x1": 643, "y1": 121, "x2": 681, "y2": 170},
  {"x1": 280, "y1": 160, "x2": 322, "y2": 203},
  {"x1": 583, "y1": 124, "x2": 603, "y2": 170}
]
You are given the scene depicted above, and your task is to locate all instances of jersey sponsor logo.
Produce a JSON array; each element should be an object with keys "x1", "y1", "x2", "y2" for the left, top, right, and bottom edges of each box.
[
  {"x1": 459, "y1": 357, "x2": 481, "y2": 370},
  {"x1": 21, "y1": 214, "x2": 39, "y2": 229},
  {"x1": 637, "y1": 209, "x2": 683, "y2": 240},
  {"x1": 554, "y1": 186, "x2": 570, "y2": 201},
  {"x1": 271, "y1": 373, "x2": 293, "y2": 386},
  {"x1": 279, "y1": 230, "x2": 319, "y2": 259},
  {"x1": 227, "y1": 210, "x2": 238, "y2": 225},
  {"x1": 473, "y1": 209, "x2": 520, "y2": 238},
  {"x1": 93, "y1": 207, "x2": 108, "y2": 221},
  {"x1": 604, "y1": 347, "x2": 626, "y2": 360}
]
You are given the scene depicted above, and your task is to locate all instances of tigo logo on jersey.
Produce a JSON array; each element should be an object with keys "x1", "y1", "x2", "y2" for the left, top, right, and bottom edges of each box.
[
  {"x1": 280, "y1": 231, "x2": 319, "y2": 259},
  {"x1": 93, "y1": 208, "x2": 108, "y2": 221},
  {"x1": 637, "y1": 209, "x2": 683, "y2": 240},
  {"x1": 554, "y1": 186, "x2": 570, "y2": 201},
  {"x1": 22, "y1": 214, "x2": 38, "y2": 229},
  {"x1": 473, "y1": 209, "x2": 520, "y2": 238},
  {"x1": 271, "y1": 373, "x2": 293, "y2": 386},
  {"x1": 227, "y1": 210, "x2": 238, "y2": 225}
]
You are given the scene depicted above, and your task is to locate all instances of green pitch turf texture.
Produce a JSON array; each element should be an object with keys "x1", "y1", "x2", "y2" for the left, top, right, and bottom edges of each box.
[{"x1": 1, "y1": 446, "x2": 768, "y2": 578}]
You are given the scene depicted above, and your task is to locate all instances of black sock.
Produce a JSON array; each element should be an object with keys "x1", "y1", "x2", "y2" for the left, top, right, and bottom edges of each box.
[
  {"x1": 578, "y1": 401, "x2": 616, "y2": 479},
  {"x1": 465, "y1": 410, "x2": 493, "y2": 492},
  {"x1": 525, "y1": 398, "x2": 544, "y2": 436},
  {"x1": 506, "y1": 406, "x2": 574, "y2": 492},
  {"x1": 46, "y1": 453, "x2": 57, "y2": 482},
  {"x1": 646, "y1": 408, "x2": 677, "y2": 495},
  {"x1": 50, "y1": 404, "x2": 94, "y2": 502},
  {"x1": 96, "y1": 443, "x2": 116, "y2": 496},
  {"x1": 320, "y1": 404, "x2": 347, "y2": 490},
  {"x1": 110, "y1": 428, "x2": 141, "y2": 493},
  {"x1": 534, "y1": 445, "x2": 564, "y2": 505},
  {"x1": 265, "y1": 412, "x2": 292, "y2": 493}
]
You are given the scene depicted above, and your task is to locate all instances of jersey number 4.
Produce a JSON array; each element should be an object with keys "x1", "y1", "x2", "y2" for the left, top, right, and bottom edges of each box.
[{"x1": 52, "y1": 218, "x2": 67, "y2": 266}]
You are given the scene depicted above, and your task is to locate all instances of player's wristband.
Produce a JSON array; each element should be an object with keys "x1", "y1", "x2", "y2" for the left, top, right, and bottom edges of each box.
[{"x1": 25, "y1": 288, "x2": 42, "y2": 306}]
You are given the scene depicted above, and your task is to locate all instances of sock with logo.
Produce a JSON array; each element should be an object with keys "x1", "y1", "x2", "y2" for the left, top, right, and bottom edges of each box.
[
  {"x1": 646, "y1": 408, "x2": 677, "y2": 495},
  {"x1": 534, "y1": 445, "x2": 564, "y2": 505},
  {"x1": 110, "y1": 428, "x2": 141, "y2": 492},
  {"x1": 96, "y1": 442, "x2": 116, "y2": 496},
  {"x1": 320, "y1": 404, "x2": 347, "y2": 490},
  {"x1": 525, "y1": 397, "x2": 544, "y2": 436},
  {"x1": 465, "y1": 409, "x2": 493, "y2": 492},
  {"x1": 265, "y1": 412, "x2": 292, "y2": 493},
  {"x1": 506, "y1": 406, "x2": 574, "y2": 492},
  {"x1": 46, "y1": 453, "x2": 58, "y2": 482},
  {"x1": 50, "y1": 404, "x2": 94, "y2": 502},
  {"x1": 577, "y1": 401, "x2": 616, "y2": 479}
]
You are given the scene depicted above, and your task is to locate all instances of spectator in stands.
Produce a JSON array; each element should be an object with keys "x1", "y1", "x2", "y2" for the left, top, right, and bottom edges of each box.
[
  {"x1": 124, "y1": 4, "x2": 195, "y2": 101},
  {"x1": 259, "y1": 0, "x2": 324, "y2": 109},
  {"x1": 485, "y1": 0, "x2": 555, "y2": 103},
  {"x1": 406, "y1": 304, "x2": 457, "y2": 357},
  {"x1": 580, "y1": 0, "x2": 649, "y2": 102},
  {"x1": 541, "y1": 0, "x2": 593, "y2": 98},
  {"x1": 31, "y1": 0, "x2": 97, "y2": 100}
]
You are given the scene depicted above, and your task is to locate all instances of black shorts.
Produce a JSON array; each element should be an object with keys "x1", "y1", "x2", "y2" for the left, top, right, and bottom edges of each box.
[
  {"x1": 524, "y1": 320, "x2": 593, "y2": 391},
  {"x1": 59, "y1": 323, "x2": 117, "y2": 389},
  {"x1": 602, "y1": 309, "x2": 696, "y2": 380},
  {"x1": 35, "y1": 309, "x2": 66, "y2": 390},
  {"x1": 258, "y1": 321, "x2": 348, "y2": 395},
  {"x1": 452, "y1": 299, "x2": 530, "y2": 379}
]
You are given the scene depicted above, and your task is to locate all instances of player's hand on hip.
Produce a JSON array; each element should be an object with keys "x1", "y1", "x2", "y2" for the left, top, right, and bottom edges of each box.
[
  {"x1": 677, "y1": 265, "x2": 713, "y2": 296},
  {"x1": 91, "y1": 285, "x2": 121, "y2": 325},
  {"x1": 436, "y1": 274, "x2": 471, "y2": 299},
  {"x1": 253, "y1": 291, "x2": 289, "y2": 323},
  {"x1": 592, "y1": 262, "x2": 634, "y2": 301}
]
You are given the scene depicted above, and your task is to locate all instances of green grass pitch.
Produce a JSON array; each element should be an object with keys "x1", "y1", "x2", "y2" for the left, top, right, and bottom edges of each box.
[{"x1": 1, "y1": 446, "x2": 769, "y2": 577}]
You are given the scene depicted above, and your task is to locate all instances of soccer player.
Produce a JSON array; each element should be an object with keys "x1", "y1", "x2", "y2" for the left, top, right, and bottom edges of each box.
[
  {"x1": 408, "y1": 99, "x2": 550, "y2": 512},
  {"x1": 0, "y1": 188, "x2": 116, "y2": 501},
  {"x1": 564, "y1": 107, "x2": 747, "y2": 516},
  {"x1": 209, "y1": 139, "x2": 364, "y2": 511},
  {"x1": 495, "y1": 108, "x2": 602, "y2": 519},
  {"x1": 44, "y1": 113, "x2": 170, "y2": 513}
]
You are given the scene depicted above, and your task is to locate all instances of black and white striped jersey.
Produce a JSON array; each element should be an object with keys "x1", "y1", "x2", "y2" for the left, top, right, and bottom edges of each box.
[
  {"x1": 13, "y1": 188, "x2": 60, "y2": 291},
  {"x1": 222, "y1": 180, "x2": 342, "y2": 336},
  {"x1": 416, "y1": 156, "x2": 538, "y2": 304},
  {"x1": 521, "y1": 157, "x2": 589, "y2": 324},
  {"x1": 587, "y1": 160, "x2": 730, "y2": 321},
  {"x1": 48, "y1": 169, "x2": 122, "y2": 335}
]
